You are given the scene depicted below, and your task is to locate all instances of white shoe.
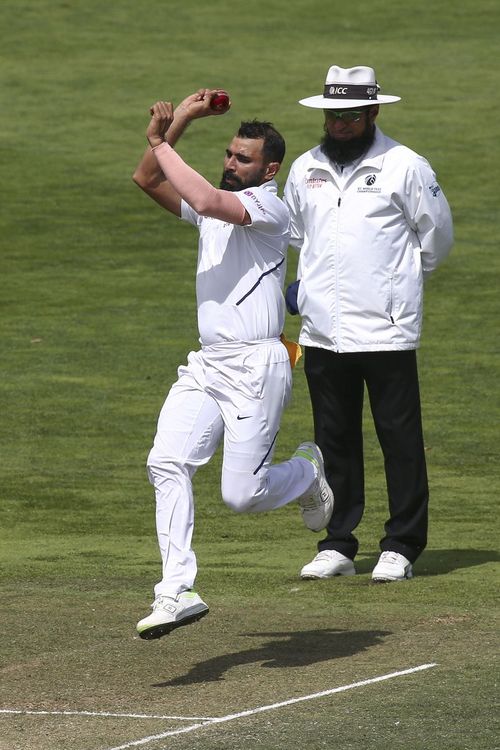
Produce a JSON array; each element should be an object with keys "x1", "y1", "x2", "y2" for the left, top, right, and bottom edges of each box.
[
  {"x1": 293, "y1": 442, "x2": 334, "y2": 532},
  {"x1": 300, "y1": 550, "x2": 356, "y2": 579},
  {"x1": 136, "y1": 591, "x2": 209, "y2": 640},
  {"x1": 371, "y1": 551, "x2": 413, "y2": 582}
]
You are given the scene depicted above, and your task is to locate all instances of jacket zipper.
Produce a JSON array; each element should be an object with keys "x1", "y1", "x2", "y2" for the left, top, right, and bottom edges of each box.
[
  {"x1": 389, "y1": 275, "x2": 395, "y2": 323},
  {"x1": 335, "y1": 196, "x2": 342, "y2": 346}
]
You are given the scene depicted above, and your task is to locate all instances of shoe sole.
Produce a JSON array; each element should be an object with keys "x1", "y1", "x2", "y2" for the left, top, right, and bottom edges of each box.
[
  {"x1": 301, "y1": 568, "x2": 356, "y2": 579},
  {"x1": 371, "y1": 574, "x2": 413, "y2": 583},
  {"x1": 137, "y1": 607, "x2": 209, "y2": 640}
]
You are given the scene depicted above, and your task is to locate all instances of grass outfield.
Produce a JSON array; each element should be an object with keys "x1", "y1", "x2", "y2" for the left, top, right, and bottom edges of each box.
[{"x1": 0, "y1": 1, "x2": 499, "y2": 749}]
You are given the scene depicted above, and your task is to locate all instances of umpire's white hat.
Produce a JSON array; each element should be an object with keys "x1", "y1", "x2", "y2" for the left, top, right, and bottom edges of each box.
[{"x1": 299, "y1": 65, "x2": 401, "y2": 109}]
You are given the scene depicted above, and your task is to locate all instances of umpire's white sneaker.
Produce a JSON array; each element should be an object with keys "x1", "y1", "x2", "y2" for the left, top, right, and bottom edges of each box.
[
  {"x1": 371, "y1": 551, "x2": 413, "y2": 582},
  {"x1": 293, "y1": 442, "x2": 334, "y2": 532},
  {"x1": 136, "y1": 591, "x2": 209, "y2": 640},
  {"x1": 300, "y1": 550, "x2": 356, "y2": 579}
]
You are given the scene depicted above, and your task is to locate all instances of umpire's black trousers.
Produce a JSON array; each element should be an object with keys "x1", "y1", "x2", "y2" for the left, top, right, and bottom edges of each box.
[{"x1": 304, "y1": 346, "x2": 429, "y2": 563}]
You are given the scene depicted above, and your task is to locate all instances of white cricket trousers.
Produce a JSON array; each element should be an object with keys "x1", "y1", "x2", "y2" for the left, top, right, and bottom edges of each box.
[{"x1": 146, "y1": 338, "x2": 316, "y2": 597}]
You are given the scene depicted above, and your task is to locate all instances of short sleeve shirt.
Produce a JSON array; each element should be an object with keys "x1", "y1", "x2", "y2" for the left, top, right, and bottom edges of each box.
[{"x1": 181, "y1": 180, "x2": 290, "y2": 345}]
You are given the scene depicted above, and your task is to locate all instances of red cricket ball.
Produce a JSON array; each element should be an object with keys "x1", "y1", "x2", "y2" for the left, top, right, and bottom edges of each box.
[{"x1": 210, "y1": 92, "x2": 230, "y2": 111}]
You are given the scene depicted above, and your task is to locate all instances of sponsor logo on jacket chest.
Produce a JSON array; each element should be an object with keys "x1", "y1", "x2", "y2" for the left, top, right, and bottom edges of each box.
[
  {"x1": 305, "y1": 177, "x2": 328, "y2": 189},
  {"x1": 357, "y1": 174, "x2": 381, "y2": 193}
]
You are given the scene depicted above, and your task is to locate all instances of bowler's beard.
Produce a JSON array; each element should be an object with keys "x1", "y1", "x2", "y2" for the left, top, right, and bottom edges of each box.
[
  {"x1": 219, "y1": 171, "x2": 243, "y2": 190},
  {"x1": 219, "y1": 166, "x2": 267, "y2": 191},
  {"x1": 321, "y1": 123, "x2": 376, "y2": 165}
]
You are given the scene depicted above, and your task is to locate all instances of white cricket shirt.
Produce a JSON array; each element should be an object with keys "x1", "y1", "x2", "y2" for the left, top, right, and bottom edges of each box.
[{"x1": 181, "y1": 180, "x2": 290, "y2": 346}]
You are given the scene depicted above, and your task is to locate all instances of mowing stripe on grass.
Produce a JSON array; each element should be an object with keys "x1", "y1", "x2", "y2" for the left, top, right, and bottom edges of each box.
[
  {"x1": 0, "y1": 709, "x2": 214, "y2": 721},
  {"x1": 104, "y1": 663, "x2": 438, "y2": 750}
]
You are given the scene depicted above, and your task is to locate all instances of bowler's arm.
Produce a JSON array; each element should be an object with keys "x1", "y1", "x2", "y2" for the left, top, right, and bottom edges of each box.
[
  {"x1": 132, "y1": 107, "x2": 190, "y2": 216},
  {"x1": 132, "y1": 89, "x2": 232, "y2": 218},
  {"x1": 152, "y1": 141, "x2": 249, "y2": 225}
]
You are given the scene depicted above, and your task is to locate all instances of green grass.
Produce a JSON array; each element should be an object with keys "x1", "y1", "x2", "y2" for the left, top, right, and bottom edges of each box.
[{"x1": 0, "y1": 1, "x2": 499, "y2": 749}]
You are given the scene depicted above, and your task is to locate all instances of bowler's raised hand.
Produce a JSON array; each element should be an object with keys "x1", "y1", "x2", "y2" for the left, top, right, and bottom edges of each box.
[{"x1": 147, "y1": 101, "x2": 174, "y2": 148}]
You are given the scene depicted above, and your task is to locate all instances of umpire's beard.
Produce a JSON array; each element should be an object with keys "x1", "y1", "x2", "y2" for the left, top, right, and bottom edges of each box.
[{"x1": 321, "y1": 122, "x2": 376, "y2": 165}]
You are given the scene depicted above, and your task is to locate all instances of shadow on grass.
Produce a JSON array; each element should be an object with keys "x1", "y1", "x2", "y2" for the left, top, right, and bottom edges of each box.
[
  {"x1": 153, "y1": 628, "x2": 390, "y2": 686},
  {"x1": 416, "y1": 548, "x2": 499, "y2": 576}
]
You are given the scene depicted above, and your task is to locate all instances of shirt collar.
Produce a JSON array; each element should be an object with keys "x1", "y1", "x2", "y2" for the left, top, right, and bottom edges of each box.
[
  {"x1": 237, "y1": 178, "x2": 278, "y2": 195},
  {"x1": 260, "y1": 178, "x2": 278, "y2": 194}
]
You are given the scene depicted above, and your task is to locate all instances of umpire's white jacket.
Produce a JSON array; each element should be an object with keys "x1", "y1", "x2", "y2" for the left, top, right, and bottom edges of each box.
[{"x1": 283, "y1": 126, "x2": 453, "y2": 353}]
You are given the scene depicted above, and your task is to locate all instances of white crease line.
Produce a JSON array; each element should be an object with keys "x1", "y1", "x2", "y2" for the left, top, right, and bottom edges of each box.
[
  {"x1": 104, "y1": 663, "x2": 438, "y2": 750},
  {"x1": 0, "y1": 709, "x2": 214, "y2": 721}
]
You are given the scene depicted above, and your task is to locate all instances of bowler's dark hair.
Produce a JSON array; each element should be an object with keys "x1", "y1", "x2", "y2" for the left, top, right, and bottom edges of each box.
[{"x1": 238, "y1": 120, "x2": 286, "y2": 164}]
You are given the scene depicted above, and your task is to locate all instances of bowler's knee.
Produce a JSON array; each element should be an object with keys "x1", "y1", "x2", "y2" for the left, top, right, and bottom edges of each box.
[{"x1": 221, "y1": 474, "x2": 262, "y2": 513}]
